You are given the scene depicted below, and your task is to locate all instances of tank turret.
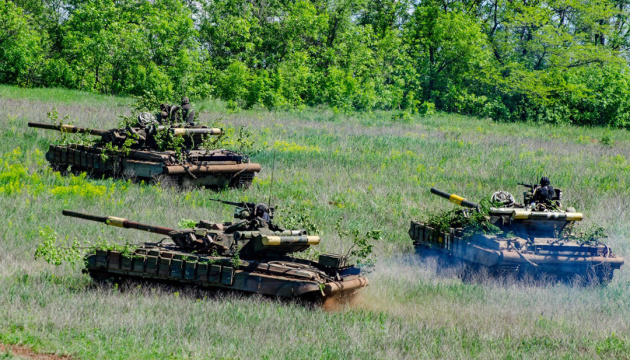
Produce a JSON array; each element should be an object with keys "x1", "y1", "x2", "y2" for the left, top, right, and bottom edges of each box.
[
  {"x1": 430, "y1": 187, "x2": 584, "y2": 238},
  {"x1": 28, "y1": 122, "x2": 223, "y2": 150}
]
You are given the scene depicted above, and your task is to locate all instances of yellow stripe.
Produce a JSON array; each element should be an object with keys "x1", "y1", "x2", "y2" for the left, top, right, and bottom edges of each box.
[
  {"x1": 60, "y1": 124, "x2": 75, "y2": 133},
  {"x1": 512, "y1": 210, "x2": 530, "y2": 220},
  {"x1": 262, "y1": 236, "x2": 282, "y2": 245},
  {"x1": 449, "y1": 194, "x2": 464, "y2": 206},
  {"x1": 306, "y1": 236, "x2": 321, "y2": 245},
  {"x1": 512, "y1": 211, "x2": 584, "y2": 221},
  {"x1": 565, "y1": 213, "x2": 584, "y2": 221},
  {"x1": 106, "y1": 216, "x2": 126, "y2": 227},
  {"x1": 172, "y1": 128, "x2": 223, "y2": 136},
  {"x1": 261, "y1": 235, "x2": 321, "y2": 246}
]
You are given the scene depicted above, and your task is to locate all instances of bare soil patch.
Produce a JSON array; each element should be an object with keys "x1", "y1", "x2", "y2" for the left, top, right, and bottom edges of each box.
[{"x1": 0, "y1": 344, "x2": 73, "y2": 360}]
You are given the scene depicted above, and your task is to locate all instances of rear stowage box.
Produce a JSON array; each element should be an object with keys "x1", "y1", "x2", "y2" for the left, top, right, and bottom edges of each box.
[{"x1": 318, "y1": 254, "x2": 348, "y2": 269}]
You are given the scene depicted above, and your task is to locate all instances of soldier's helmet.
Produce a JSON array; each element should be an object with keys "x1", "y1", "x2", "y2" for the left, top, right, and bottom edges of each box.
[
  {"x1": 181, "y1": 96, "x2": 190, "y2": 105},
  {"x1": 255, "y1": 203, "x2": 271, "y2": 222},
  {"x1": 540, "y1": 176, "x2": 550, "y2": 186}
]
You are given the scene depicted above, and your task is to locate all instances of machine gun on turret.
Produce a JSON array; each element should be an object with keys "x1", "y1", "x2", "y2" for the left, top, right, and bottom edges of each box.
[
  {"x1": 209, "y1": 198, "x2": 275, "y2": 222},
  {"x1": 517, "y1": 182, "x2": 535, "y2": 189},
  {"x1": 517, "y1": 181, "x2": 563, "y2": 208}
]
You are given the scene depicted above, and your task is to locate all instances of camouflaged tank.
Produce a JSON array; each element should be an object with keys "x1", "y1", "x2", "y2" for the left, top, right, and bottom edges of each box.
[
  {"x1": 409, "y1": 186, "x2": 624, "y2": 284},
  {"x1": 28, "y1": 121, "x2": 260, "y2": 188},
  {"x1": 63, "y1": 200, "x2": 368, "y2": 300}
]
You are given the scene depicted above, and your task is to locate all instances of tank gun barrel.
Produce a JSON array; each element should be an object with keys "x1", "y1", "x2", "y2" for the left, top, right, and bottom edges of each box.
[
  {"x1": 28, "y1": 122, "x2": 110, "y2": 137},
  {"x1": 62, "y1": 210, "x2": 174, "y2": 235},
  {"x1": 430, "y1": 188, "x2": 479, "y2": 209}
]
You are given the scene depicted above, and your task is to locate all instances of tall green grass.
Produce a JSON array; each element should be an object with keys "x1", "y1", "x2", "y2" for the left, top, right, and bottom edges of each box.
[{"x1": 0, "y1": 86, "x2": 629, "y2": 359}]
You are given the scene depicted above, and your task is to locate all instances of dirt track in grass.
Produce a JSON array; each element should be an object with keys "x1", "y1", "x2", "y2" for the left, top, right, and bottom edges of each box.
[{"x1": 0, "y1": 343, "x2": 73, "y2": 360}]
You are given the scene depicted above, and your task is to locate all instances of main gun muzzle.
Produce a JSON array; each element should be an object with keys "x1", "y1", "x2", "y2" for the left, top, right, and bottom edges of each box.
[{"x1": 430, "y1": 188, "x2": 479, "y2": 209}]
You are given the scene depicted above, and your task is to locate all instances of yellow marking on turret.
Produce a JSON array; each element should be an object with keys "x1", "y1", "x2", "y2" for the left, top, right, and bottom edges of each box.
[
  {"x1": 172, "y1": 128, "x2": 223, "y2": 136},
  {"x1": 305, "y1": 236, "x2": 320, "y2": 245},
  {"x1": 512, "y1": 211, "x2": 530, "y2": 219},
  {"x1": 262, "y1": 235, "x2": 320, "y2": 246},
  {"x1": 448, "y1": 194, "x2": 465, "y2": 206},
  {"x1": 565, "y1": 213, "x2": 584, "y2": 221},
  {"x1": 512, "y1": 211, "x2": 584, "y2": 221},
  {"x1": 105, "y1": 216, "x2": 126, "y2": 227},
  {"x1": 60, "y1": 124, "x2": 75, "y2": 133}
]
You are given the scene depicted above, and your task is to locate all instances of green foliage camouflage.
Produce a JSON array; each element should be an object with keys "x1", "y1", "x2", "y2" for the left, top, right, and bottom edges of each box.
[
  {"x1": 423, "y1": 199, "x2": 500, "y2": 238},
  {"x1": 34, "y1": 227, "x2": 137, "y2": 267},
  {"x1": 5, "y1": 0, "x2": 630, "y2": 127},
  {"x1": 335, "y1": 217, "x2": 379, "y2": 267}
]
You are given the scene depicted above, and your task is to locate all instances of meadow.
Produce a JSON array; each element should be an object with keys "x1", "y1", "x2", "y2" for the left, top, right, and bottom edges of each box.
[{"x1": 1, "y1": 85, "x2": 630, "y2": 359}]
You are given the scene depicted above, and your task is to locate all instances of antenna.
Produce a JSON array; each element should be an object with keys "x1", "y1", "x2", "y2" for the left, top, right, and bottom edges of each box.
[{"x1": 268, "y1": 150, "x2": 276, "y2": 208}]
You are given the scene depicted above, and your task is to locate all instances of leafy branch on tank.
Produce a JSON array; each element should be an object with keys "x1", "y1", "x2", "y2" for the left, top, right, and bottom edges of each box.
[
  {"x1": 423, "y1": 198, "x2": 501, "y2": 238},
  {"x1": 100, "y1": 132, "x2": 139, "y2": 163},
  {"x1": 276, "y1": 203, "x2": 319, "y2": 234},
  {"x1": 200, "y1": 122, "x2": 262, "y2": 156},
  {"x1": 34, "y1": 227, "x2": 138, "y2": 268},
  {"x1": 131, "y1": 91, "x2": 163, "y2": 113},
  {"x1": 335, "y1": 217, "x2": 380, "y2": 268},
  {"x1": 152, "y1": 124, "x2": 186, "y2": 159},
  {"x1": 47, "y1": 106, "x2": 95, "y2": 147},
  {"x1": 561, "y1": 225, "x2": 608, "y2": 245},
  {"x1": 177, "y1": 219, "x2": 198, "y2": 229}
]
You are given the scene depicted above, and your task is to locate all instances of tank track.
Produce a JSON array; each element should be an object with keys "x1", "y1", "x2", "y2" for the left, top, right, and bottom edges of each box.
[
  {"x1": 415, "y1": 243, "x2": 615, "y2": 285},
  {"x1": 45, "y1": 144, "x2": 259, "y2": 189},
  {"x1": 84, "y1": 248, "x2": 367, "y2": 298}
]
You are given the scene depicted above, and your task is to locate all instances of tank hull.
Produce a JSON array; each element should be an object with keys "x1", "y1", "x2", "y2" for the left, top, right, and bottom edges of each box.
[
  {"x1": 45, "y1": 144, "x2": 260, "y2": 188},
  {"x1": 84, "y1": 247, "x2": 368, "y2": 299},
  {"x1": 409, "y1": 221, "x2": 624, "y2": 284}
]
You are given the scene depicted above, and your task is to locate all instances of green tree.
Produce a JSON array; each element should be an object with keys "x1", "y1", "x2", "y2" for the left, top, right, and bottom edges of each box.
[{"x1": 0, "y1": 0, "x2": 43, "y2": 85}]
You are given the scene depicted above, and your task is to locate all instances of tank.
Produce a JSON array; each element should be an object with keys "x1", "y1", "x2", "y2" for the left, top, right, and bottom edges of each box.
[
  {"x1": 409, "y1": 186, "x2": 624, "y2": 284},
  {"x1": 28, "y1": 121, "x2": 261, "y2": 188},
  {"x1": 62, "y1": 201, "x2": 368, "y2": 300}
]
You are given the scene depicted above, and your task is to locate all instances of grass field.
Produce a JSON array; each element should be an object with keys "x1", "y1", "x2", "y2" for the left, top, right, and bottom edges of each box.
[{"x1": 1, "y1": 86, "x2": 630, "y2": 359}]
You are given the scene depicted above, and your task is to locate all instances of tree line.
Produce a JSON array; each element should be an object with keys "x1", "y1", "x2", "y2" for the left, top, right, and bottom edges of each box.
[{"x1": 3, "y1": 0, "x2": 630, "y2": 127}]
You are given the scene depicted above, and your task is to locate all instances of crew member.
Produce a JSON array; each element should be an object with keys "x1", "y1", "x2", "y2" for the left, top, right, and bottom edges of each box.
[
  {"x1": 532, "y1": 176, "x2": 555, "y2": 204},
  {"x1": 159, "y1": 104, "x2": 169, "y2": 123},
  {"x1": 255, "y1": 203, "x2": 271, "y2": 224},
  {"x1": 181, "y1": 97, "x2": 195, "y2": 124}
]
